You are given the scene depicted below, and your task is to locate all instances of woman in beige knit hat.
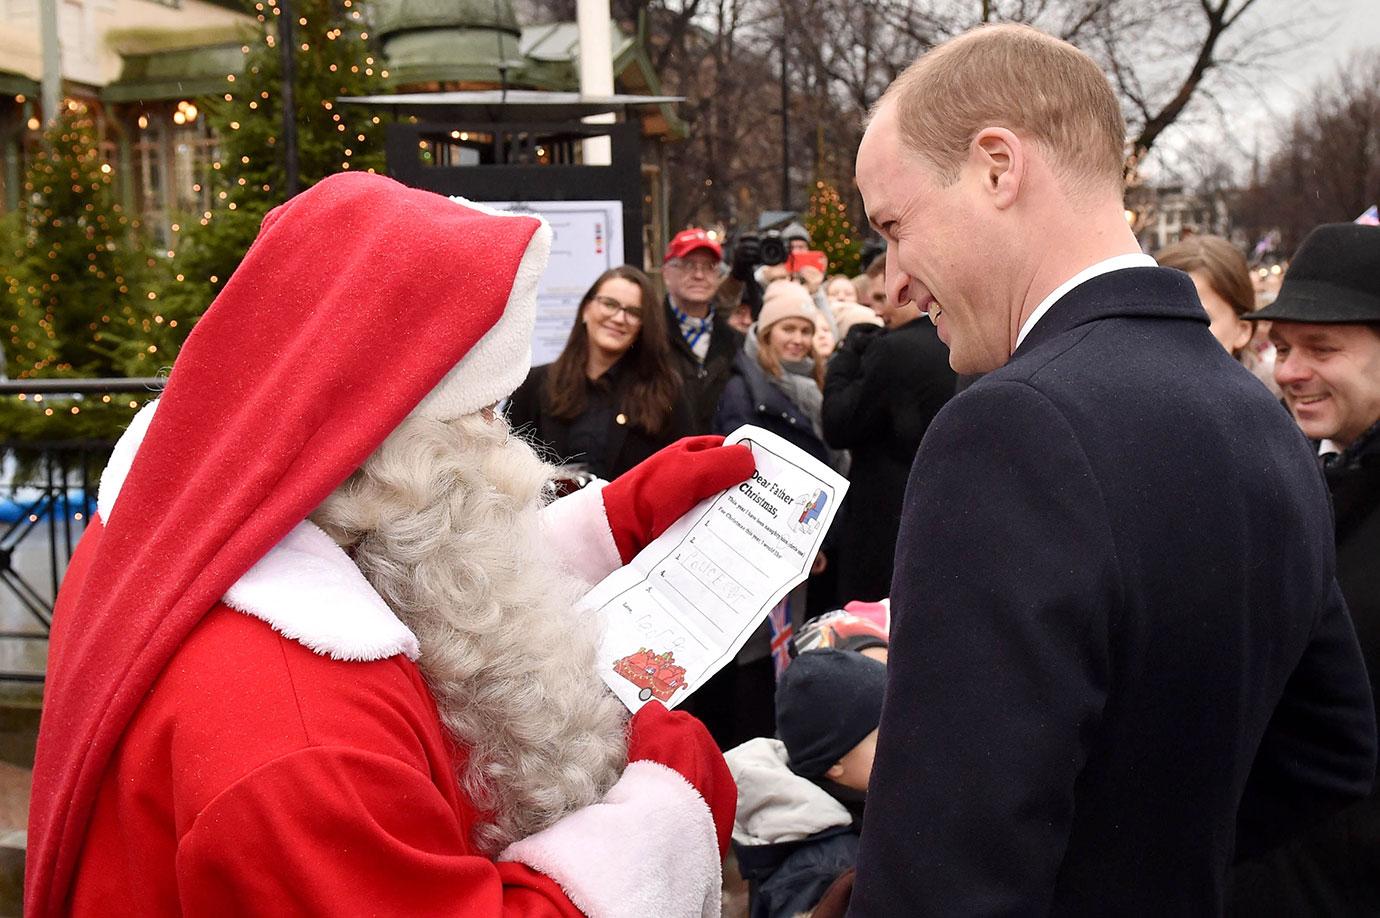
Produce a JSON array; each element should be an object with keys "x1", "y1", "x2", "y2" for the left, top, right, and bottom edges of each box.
[{"x1": 713, "y1": 279, "x2": 846, "y2": 472}]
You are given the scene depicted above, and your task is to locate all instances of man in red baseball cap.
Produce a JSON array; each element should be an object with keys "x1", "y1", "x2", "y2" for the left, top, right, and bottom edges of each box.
[{"x1": 661, "y1": 228, "x2": 743, "y2": 433}]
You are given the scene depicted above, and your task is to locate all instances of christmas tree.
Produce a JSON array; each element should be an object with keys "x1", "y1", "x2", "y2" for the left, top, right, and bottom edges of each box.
[
  {"x1": 155, "y1": 0, "x2": 387, "y2": 352},
  {"x1": 0, "y1": 102, "x2": 160, "y2": 379},
  {"x1": 804, "y1": 179, "x2": 861, "y2": 277},
  {"x1": 0, "y1": 102, "x2": 170, "y2": 445}
]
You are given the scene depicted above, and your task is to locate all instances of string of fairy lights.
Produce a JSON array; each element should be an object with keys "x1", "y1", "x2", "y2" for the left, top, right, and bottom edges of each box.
[
  {"x1": 1, "y1": 100, "x2": 156, "y2": 380},
  {"x1": 160, "y1": 0, "x2": 384, "y2": 278}
]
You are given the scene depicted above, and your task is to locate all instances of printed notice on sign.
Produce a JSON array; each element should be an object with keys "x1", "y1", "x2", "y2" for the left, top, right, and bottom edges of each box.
[
  {"x1": 467, "y1": 199, "x2": 624, "y2": 366},
  {"x1": 584, "y1": 425, "x2": 848, "y2": 712}
]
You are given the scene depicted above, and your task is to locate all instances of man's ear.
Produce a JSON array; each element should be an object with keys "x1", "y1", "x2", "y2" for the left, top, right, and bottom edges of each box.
[
  {"x1": 1231, "y1": 318, "x2": 1254, "y2": 355},
  {"x1": 826, "y1": 762, "x2": 846, "y2": 780},
  {"x1": 972, "y1": 127, "x2": 1023, "y2": 209}
]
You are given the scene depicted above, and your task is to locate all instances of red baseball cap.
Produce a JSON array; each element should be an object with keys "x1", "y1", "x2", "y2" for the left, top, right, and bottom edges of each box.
[{"x1": 665, "y1": 227, "x2": 722, "y2": 262}]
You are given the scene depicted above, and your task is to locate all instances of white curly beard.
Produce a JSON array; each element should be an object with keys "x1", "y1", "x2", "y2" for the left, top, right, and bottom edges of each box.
[{"x1": 310, "y1": 412, "x2": 628, "y2": 855}]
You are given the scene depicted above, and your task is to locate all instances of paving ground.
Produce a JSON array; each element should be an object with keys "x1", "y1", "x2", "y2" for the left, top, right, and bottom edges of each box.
[
  {"x1": 0, "y1": 684, "x2": 37, "y2": 918},
  {"x1": 722, "y1": 853, "x2": 750, "y2": 916}
]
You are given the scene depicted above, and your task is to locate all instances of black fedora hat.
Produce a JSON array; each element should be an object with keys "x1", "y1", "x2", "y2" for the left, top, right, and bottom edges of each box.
[{"x1": 1247, "y1": 223, "x2": 1380, "y2": 323}]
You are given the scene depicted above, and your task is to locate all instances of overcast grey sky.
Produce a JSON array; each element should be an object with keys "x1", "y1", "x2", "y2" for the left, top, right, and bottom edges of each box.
[
  {"x1": 1274, "y1": 0, "x2": 1380, "y2": 90},
  {"x1": 1150, "y1": 0, "x2": 1380, "y2": 181}
]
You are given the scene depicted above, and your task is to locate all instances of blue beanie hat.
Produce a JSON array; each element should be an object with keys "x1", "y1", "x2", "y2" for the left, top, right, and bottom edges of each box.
[{"x1": 775, "y1": 648, "x2": 887, "y2": 778}]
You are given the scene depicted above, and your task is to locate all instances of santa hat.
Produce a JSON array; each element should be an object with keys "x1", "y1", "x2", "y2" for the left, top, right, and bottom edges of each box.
[{"x1": 27, "y1": 173, "x2": 550, "y2": 917}]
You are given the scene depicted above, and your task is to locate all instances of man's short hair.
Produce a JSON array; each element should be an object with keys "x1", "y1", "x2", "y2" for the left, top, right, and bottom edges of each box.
[{"x1": 880, "y1": 23, "x2": 1126, "y2": 196}]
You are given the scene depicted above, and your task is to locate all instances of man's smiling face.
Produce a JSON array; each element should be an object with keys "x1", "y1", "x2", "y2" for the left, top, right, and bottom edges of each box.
[
  {"x1": 1271, "y1": 321, "x2": 1380, "y2": 448},
  {"x1": 855, "y1": 102, "x2": 1010, "y2": 373}
]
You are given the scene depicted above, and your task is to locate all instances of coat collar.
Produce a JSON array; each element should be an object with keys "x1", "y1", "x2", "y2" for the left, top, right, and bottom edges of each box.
[
  {"x1": 732, "y1": 349, "x2": 805, "y2": 422},
  {"x1": 1324, "y1": 419, "x2": 1380, "y2": 539},
  {"x1": 97, "y1": 400, "x2": 420, "y2": 663},
  {"x1": 1013, "y1": 266, "x2": 1205, "y2": 360}
]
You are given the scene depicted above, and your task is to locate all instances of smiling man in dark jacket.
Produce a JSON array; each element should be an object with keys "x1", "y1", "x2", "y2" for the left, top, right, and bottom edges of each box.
[
  {"x1": 1231, "y1": 222, "x2": 1380, "y2": 916},
  {"x1": 848, "y1": 25, "x2": 1376, "y2": 917}
]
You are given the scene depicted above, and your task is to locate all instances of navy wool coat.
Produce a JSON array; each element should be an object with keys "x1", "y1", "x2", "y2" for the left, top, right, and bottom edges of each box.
[{"x1": 849, "y1": 267, "x2": 1377, "y2": 916}]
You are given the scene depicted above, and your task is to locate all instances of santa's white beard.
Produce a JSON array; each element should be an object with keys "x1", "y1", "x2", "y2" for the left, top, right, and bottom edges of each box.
[{"x1": 310, "y1": 413, "x2": 628, "y2": 855}]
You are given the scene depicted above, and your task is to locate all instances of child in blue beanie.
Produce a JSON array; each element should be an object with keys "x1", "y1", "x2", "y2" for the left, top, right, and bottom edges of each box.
[{"x1": 724, "y1": 648, "x2": 886, "y2": 918}]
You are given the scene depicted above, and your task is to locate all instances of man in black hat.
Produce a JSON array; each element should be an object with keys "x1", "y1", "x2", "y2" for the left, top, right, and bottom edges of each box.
[{"x1": 1232, "y1": 222, "x2": 1380, "y2": 916}]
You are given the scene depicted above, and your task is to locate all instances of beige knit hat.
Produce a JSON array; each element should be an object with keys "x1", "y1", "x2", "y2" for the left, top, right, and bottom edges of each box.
[{"x1": 758, "y1": 280, "x2": 818, "y2": 332}]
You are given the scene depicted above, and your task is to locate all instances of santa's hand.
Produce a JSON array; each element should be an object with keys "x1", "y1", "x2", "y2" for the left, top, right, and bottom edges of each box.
[
  {"x1": 626, "y1": 701, "x2": 736, "y2": 856},
  {"x1": 601, "y1": 435, "x2": 755, "y2": 564}
]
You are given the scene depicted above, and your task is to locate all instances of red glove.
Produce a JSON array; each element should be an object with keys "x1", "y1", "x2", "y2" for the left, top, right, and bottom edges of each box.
[
  {"x1": 626, "y1": 701, "x2": 737, "y2": 857},
  {"x1": 602, "y1": 435, "x2": 755, "y2": 564}
]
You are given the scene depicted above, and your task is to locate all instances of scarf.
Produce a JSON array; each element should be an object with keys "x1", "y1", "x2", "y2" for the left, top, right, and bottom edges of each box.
[
  {"x1": 744, "y1": 330, "x2": 823, "y2": 435},
  {"x1": 773, "y1": 355, "x2": 825, "y2": 435},
  {"x1": 669, "y1": 298, "x2": 714, "y2": 363}
]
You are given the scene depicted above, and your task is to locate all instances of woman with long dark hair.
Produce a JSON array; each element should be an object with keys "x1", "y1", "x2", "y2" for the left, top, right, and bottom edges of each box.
[{"x1": 508, "y1": 266, "x2": 691, "y2": 480}]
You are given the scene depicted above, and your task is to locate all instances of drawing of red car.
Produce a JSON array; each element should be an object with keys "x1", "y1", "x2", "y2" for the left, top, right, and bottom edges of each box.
[{"x1": 613, "y1": 648, "x2": 689, "y2": 703}]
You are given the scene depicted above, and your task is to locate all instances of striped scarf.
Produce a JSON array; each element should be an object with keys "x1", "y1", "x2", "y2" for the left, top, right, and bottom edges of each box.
[{"x1": 669, "y1": 300, "x2": 714, "y2": 362}]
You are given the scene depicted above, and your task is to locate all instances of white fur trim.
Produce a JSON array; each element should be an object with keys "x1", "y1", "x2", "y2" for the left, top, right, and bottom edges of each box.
[
  {"x1": 539, "y1": 482, "x2": 623, "y2": 592},
  {"x1": 96, "y1": 400, "x2": 419, "y2": 663},
  {"x1": 412, "y1": 200, "x2": 552, "y2": 422},
  {"x1": 223, "y1": 520, "x2": 420, "y2": 662},
  {"x1": 96, "y1": 398, "x2": 159, "y2": 524},
  {"x1": 498, "y1": 760, "x2": 722, "y2": 918}
]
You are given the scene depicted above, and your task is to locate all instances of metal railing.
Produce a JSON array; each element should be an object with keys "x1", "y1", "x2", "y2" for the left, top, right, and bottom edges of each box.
[{"x1": 0, "y1": 378, "x2": 165, "y2": 681}]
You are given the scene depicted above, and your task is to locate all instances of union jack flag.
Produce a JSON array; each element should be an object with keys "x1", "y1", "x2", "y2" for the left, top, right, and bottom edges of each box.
[{"x1": 767, "y1": 596, "x2": 793, "y2": 681}]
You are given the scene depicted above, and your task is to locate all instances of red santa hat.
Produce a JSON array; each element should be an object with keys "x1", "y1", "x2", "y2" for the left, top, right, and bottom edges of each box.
[{"x1": 26, "y1": 173, "x2": 550, "y2": 917}]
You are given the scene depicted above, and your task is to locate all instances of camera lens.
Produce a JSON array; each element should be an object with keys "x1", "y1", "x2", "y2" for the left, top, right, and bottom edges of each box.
[{"x1": 760, "y1": 235, "x2": 787, "y2": 266}]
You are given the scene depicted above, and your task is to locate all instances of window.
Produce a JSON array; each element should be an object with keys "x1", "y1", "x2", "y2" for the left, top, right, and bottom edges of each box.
[{"x1": 131, "y1": 105, "x2": 215, "y2": 246}]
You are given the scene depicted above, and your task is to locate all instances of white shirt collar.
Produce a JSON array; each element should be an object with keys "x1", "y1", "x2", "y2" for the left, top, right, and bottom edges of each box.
[
  {"x1": 1319, "y1": 439, "x2": 1341, "y2": 457},
  {"x1": 1014, "y1": 253, "x2": 1158, "y2": 349}
]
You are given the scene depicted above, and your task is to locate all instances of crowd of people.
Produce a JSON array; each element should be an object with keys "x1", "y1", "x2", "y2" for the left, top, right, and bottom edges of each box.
[
  {"x1": 23, "y1": 19, "x2": 1380, "y2": 918},
  {"x1": 504, "y1": 219, "x2": 958, "y2": 752}
]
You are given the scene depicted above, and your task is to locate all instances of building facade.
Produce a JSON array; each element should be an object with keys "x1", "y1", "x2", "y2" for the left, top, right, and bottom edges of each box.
[{"x1": 1, "y1": 0, "x2": 680, "y2": 252}]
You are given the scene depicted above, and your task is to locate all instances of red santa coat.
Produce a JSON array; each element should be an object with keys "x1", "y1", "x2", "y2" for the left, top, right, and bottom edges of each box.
[
  {"x1": 52, "y1": 411, "x2": 720, "y2": 917},
  {"x1": 71, "y1": 598, "x2": 585, "y2": 915},
  {"x1": 27, "y1": 175, "x2": 725, "y2": 917}
]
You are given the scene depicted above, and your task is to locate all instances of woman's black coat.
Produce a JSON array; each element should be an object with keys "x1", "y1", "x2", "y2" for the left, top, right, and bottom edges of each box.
[
  {"x1": 712, "y1": 350, "x2": 830, "y2": 465},
  {"x1": 507, "y1": 360, "x2": 692, "y2": 481},
  {"x1": 821, "y1": 319, "x2": 955, "y2": 602}
]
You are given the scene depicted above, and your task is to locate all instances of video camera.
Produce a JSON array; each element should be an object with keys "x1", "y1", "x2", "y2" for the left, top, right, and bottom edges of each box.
[{"x1": 732, "y1": 229, "x2": 789, "y2": 268}]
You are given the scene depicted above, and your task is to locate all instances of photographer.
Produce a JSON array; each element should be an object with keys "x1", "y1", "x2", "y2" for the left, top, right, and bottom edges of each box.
[{"x1": 731, "y1": 229, "x2": 840, "y2": 342}]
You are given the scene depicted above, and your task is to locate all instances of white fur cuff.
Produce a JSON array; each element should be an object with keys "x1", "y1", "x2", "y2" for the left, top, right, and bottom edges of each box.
[
  {"x1": 498, "y1": 761, "x2": 722, "y2": 918},
  {"x1": 538, "y1": 482, "x2": 623, "y2": 593}
]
